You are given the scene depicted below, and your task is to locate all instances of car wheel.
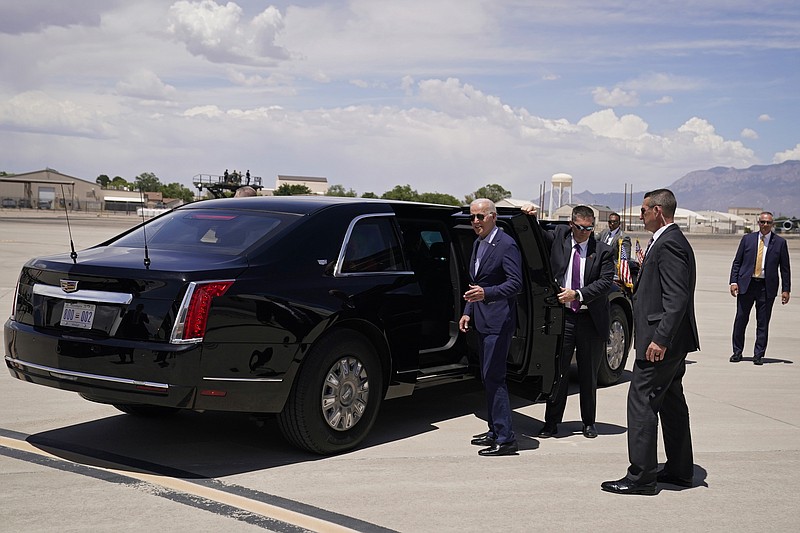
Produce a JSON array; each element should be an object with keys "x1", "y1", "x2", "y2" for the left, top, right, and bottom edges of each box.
[
  {"x1": 112, "y1": 404, "x2": 180, "y2": 417},
  {"x1": 277, "y1": 330, "x2": 383, "y2": 454},
  {"x1": 598, "y1": 304, "x2": 630, "y2": 386}
]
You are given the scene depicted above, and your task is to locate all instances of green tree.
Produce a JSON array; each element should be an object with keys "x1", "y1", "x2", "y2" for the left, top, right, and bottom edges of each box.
[
  {"x1": 326, "y1": 184, "x2": 357, "y2": 197},
  {"x1": 465, "y1": 183, "x2": 512, "y2": 204},
  {"x1": 381, "y1": 184, "x2": 419, "y2": 202},
  {"x1": 161, "y1": 182, "x2": 195, "y2": 203},
  {"x1": 135, "y1": 172, "x2": 161, "y2": 192},
  {"x1": 274, "y1": 183, "x2": 313, "y2": 196},
  {"x1": 110, "y1": 176, "x2": 129, "y2": 189},
  {"x1": 418, "y1": 192, "x2": 461, "y2": 206},
  {"x1": 96, "y1": 174, "x2": 110, "y2": 187},
  {"x1": 361, "y1": 191, "x2": 378, "y2": 198}
]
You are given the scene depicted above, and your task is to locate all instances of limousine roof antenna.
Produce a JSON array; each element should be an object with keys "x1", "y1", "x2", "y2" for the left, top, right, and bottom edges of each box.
[
  {"x1": 59, "y1": 183, "x2": 77, "y2": 264},
  {"x1": 138, "y1": 187, "x2": 151, "y2": 269}
]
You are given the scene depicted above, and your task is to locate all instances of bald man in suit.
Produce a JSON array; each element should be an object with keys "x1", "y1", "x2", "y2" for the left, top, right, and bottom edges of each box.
[{"x1": 729, "y1": 211, "x2": 791, "y2": 365}]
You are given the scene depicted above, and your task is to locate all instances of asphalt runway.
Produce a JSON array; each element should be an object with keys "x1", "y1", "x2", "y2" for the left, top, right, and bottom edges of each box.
[{"x1": 1, "y1": 212, "x2": 798, "y2": 532}]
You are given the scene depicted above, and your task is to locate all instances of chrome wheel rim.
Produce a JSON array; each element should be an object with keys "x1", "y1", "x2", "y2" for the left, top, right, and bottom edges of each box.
[
  {"x1": 321, "y1": 356, "x2": 370, "y2": 431},
  {"x1": 606, "y1": 320, "x2": 626, "y2": 371}
]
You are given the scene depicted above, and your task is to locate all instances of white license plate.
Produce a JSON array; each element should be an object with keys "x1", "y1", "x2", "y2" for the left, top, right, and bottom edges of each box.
[{"x1": 60, "y1": 302, "x2": 96, "y2": 329}]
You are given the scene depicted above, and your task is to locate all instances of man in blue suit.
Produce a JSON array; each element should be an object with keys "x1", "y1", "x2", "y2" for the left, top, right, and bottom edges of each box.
[
  {"x1": 729, "y1": 211, "x2": 791, "y2": 365},
  {"x1": 460, "y1": 198, "x2": 523, "y2": 456}
]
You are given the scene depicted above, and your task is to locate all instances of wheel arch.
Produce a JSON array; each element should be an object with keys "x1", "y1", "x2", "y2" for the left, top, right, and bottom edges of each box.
[
  {"x1": 304, "y1": 318, "x2": 392, "y2": 397},
  {"x1": 608, "y1": 288, "x2": 633, "y2": 346}
]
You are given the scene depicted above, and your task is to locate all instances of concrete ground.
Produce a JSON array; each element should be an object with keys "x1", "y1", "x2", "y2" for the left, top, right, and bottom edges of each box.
[{"x1": 0, "y1": 211, "x2": 798, "y2": 532}]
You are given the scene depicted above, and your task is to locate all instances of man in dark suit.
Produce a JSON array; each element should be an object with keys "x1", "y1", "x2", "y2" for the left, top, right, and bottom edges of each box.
[
  {"x1": 602, "y1": 189, "x2": 700, "y2": 495},
  {"x1": 459, "y1": 199, "x2": 523, "y2": 456},
  {"x1": 729, "y1": 211, "x2": 791, "y2": 365},
  {"x1": 537, "y1": 205, "x2": 615, "y2": 439},
  {"x1": 598, "y1": 212, "x2": 632, "y2": 268}
]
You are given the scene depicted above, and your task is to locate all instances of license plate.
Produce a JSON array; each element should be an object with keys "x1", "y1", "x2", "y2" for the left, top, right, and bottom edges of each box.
[{"x1": 60, "y1": 302, "x2": 96, "y2": 329}]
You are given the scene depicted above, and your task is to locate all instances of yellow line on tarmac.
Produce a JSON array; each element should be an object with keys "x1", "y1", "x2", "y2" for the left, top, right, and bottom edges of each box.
[{"x1": 0, "y1": 435, "x2": 359, "y2": 533}]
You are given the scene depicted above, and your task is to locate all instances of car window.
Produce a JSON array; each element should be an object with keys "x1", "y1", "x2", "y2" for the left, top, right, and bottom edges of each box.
[
  {"x1": 341, "y1": 217, "x2": 404, "y2": 273},
  {"x1": 109, "y1": 209, "x2": 298, "y2": 255}
]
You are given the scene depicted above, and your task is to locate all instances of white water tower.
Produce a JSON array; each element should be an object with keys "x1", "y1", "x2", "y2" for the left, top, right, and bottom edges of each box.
[{"x1": 548, "y1": 173, "x2": 573, "y2": 218}]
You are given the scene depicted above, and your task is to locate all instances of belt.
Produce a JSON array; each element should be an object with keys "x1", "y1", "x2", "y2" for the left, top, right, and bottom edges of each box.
[
  {"x1": 751, "y1": 277, "x2": 765, "y2": 282},
  {"x1": 566, "y1": 309, "x2": 590, "y2": 317}
]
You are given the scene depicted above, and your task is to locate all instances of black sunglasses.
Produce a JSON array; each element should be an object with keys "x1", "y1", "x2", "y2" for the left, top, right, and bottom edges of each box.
[
  {"x1": 641, "y1": 204, "x2": 661, "y2": 214},
  {"x1": 758, "y1": 220, "x2": 773, "y2": 225},
  {"x1": 469, "y1": 213, "x2": 491, "y2": 221},
  {"x1": 573, "y1": 223, "x2": 594, "y2": 231}
]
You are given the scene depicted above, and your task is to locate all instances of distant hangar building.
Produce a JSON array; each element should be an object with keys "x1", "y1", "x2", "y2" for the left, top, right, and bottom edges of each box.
[{"x1": 0, "y1": 169, "x2": 174, "y2": 212}]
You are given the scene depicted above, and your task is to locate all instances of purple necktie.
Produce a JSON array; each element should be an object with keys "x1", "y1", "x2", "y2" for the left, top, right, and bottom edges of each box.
[{"x1": 571, "y1": 243, "x2": 581, "y2": 312}]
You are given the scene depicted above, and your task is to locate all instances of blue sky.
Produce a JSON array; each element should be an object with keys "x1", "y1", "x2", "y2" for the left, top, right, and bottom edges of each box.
[{"x1": 1, "y1": 0, "x2": 798, "y2": 200}]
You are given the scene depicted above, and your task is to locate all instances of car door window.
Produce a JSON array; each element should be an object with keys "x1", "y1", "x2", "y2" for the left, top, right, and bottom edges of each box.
[{"x1": 341, "y1": 216, "x2": 404, "y2": 273}]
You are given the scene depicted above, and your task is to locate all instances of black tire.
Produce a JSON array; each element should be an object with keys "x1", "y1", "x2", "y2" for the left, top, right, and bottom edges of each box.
[
  {"x1": 113, "y1": 404, "x2": 180, "y2": 417},
  {"x1": 598, "y1": 304, "x2": 630, "y2": 386},
  {"x1": 277, "y1": 330, "x2": 383, "y2": 454}
]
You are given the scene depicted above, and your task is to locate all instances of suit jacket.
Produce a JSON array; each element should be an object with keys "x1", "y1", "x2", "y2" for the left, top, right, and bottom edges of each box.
[
  {"x1": 729, "y1": 231, "x2": 791, "y2": 299},
  {"x1": 464, "y1": 229, "x2": 523, "y2": 335},
  {"x1": 632, "y1": 224, "x2": 700, "y2": 358},
  {"x1": 598, "y1": 228, "x2": 632, "y2": 264},
  {"x1": 544, "y1": 225, "x2": 615, "y2": 339}
]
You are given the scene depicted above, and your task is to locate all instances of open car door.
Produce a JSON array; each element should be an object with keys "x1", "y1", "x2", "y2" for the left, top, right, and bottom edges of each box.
[{"x1": 503, "y1": 210, "x2": 564, "y2": 400}]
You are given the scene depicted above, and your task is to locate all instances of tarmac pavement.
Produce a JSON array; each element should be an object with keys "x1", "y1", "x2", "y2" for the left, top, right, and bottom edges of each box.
[{"x1": 0, "y1": 211, "x2": 798, "y2": 532}]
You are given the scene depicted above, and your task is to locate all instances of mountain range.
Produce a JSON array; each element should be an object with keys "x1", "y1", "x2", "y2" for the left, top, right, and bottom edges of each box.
[{"x1": 572, "y1": 160, "x2": 800, "y2": 217}]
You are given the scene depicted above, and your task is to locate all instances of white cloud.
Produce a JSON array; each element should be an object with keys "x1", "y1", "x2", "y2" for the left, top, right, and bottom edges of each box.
[
  {"x1": 579, "y1": 109, "x2": 650, "y2": 139},
  {"x1": 624, "y1": 73, "x2": 702, "y2": 92},
  {"x1": 592, "y1": 87, "x2": 640, "y2": 107},
  {"x1": 676, "y1": 117, "x2": 754, "y2": 162},
  {"x1": 166, "y1": 0, "x2": 289, "y2": 65},
  {"x1": 650, "y1": 96, "x2": 673, "y2": 105},
  {"x1": 773, "y1": 144, "x2": 800, "y2": 163},
  {"x1": 741, "y1": 128, "x2": 758, "y2": 140},
  {"x1": 593, "y1": 73, "x2": 699, "y2": 109},
  {"x1": 0, "y1": 91, "x2": 113, "y2": 138},
  {"x1": 758, "y1": 114, "x2": 773, "y2": 122},
  {"x1": 116, "y1": 69, "x2": 177, "y2": 100}
]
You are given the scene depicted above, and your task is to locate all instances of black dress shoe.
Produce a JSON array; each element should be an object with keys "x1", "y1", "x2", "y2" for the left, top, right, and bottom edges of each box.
[
  {"x1": 601, "y1": 477, "x2": 657, "y2": 495},
  {"x1": 582, "y1": 424, "x2": 598, "y2": 438},
  {"x1": 657, "y1": 470, "x2": 693, "y2": 488},
  {"x1": 537, "y1": 424, "x2": 557, "y2": 438},
  {"x1": 471, "y1": 435, "x2": 496, "y2": 446},
  {"x1": 753, "y1": 356, "x2": 764, "y2": 366},
  {"x1": 472, "y1": 431, "x2": 492, "y2": 439},
  {"x1": 478, "y1": 441, "x2": 518, "y2": 456},
  {"x1": 729, "y1": 353, "x2": 742, "y2": 362}
]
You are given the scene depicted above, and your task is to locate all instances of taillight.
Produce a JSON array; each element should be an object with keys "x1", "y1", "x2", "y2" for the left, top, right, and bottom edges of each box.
[{"x1": 170, "y1": 280, "x2": 234, "y2": 344}]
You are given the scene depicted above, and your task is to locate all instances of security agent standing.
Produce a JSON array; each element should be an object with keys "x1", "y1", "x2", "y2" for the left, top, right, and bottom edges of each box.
[
  {"x1": 459, "y1": 199, "x2": 523, "y2": 456},
  {"x1": 598, "y1": 212, "x2": 631, "y2": 268},
  {"x1": 537, "y1": 205, "x2": 615, "y2": 439},
  {"x1": 729, "y1": 211, "x2": 791, "y2": 365},
  {"x1": 602, "y1": 188, "x2": 699, "y2": 495}
]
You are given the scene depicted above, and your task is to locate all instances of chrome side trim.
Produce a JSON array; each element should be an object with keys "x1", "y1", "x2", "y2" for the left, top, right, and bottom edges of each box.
[
  {"x1": 202, "y1": 376, "x2": 283, "y2": 383},
  {"x1": 33, "y1": 284, "x2": 133, "y2": 304},
  {"x1": 5, "y1": 357, "x2": 169, "y2": 390}
]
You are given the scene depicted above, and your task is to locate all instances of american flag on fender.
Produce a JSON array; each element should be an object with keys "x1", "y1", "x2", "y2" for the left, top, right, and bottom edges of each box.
[
  {"x1": 635, "y1": 238, "x2": 645, "y2": 264},
  {"x1": 619, "y1": 239, "x2": 633, "y2": 289}
]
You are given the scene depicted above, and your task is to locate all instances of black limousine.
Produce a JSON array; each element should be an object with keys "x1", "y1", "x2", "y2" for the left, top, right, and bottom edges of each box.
[{"x1": 4, "y1": 196, "x2": 631, "y2": 454}]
